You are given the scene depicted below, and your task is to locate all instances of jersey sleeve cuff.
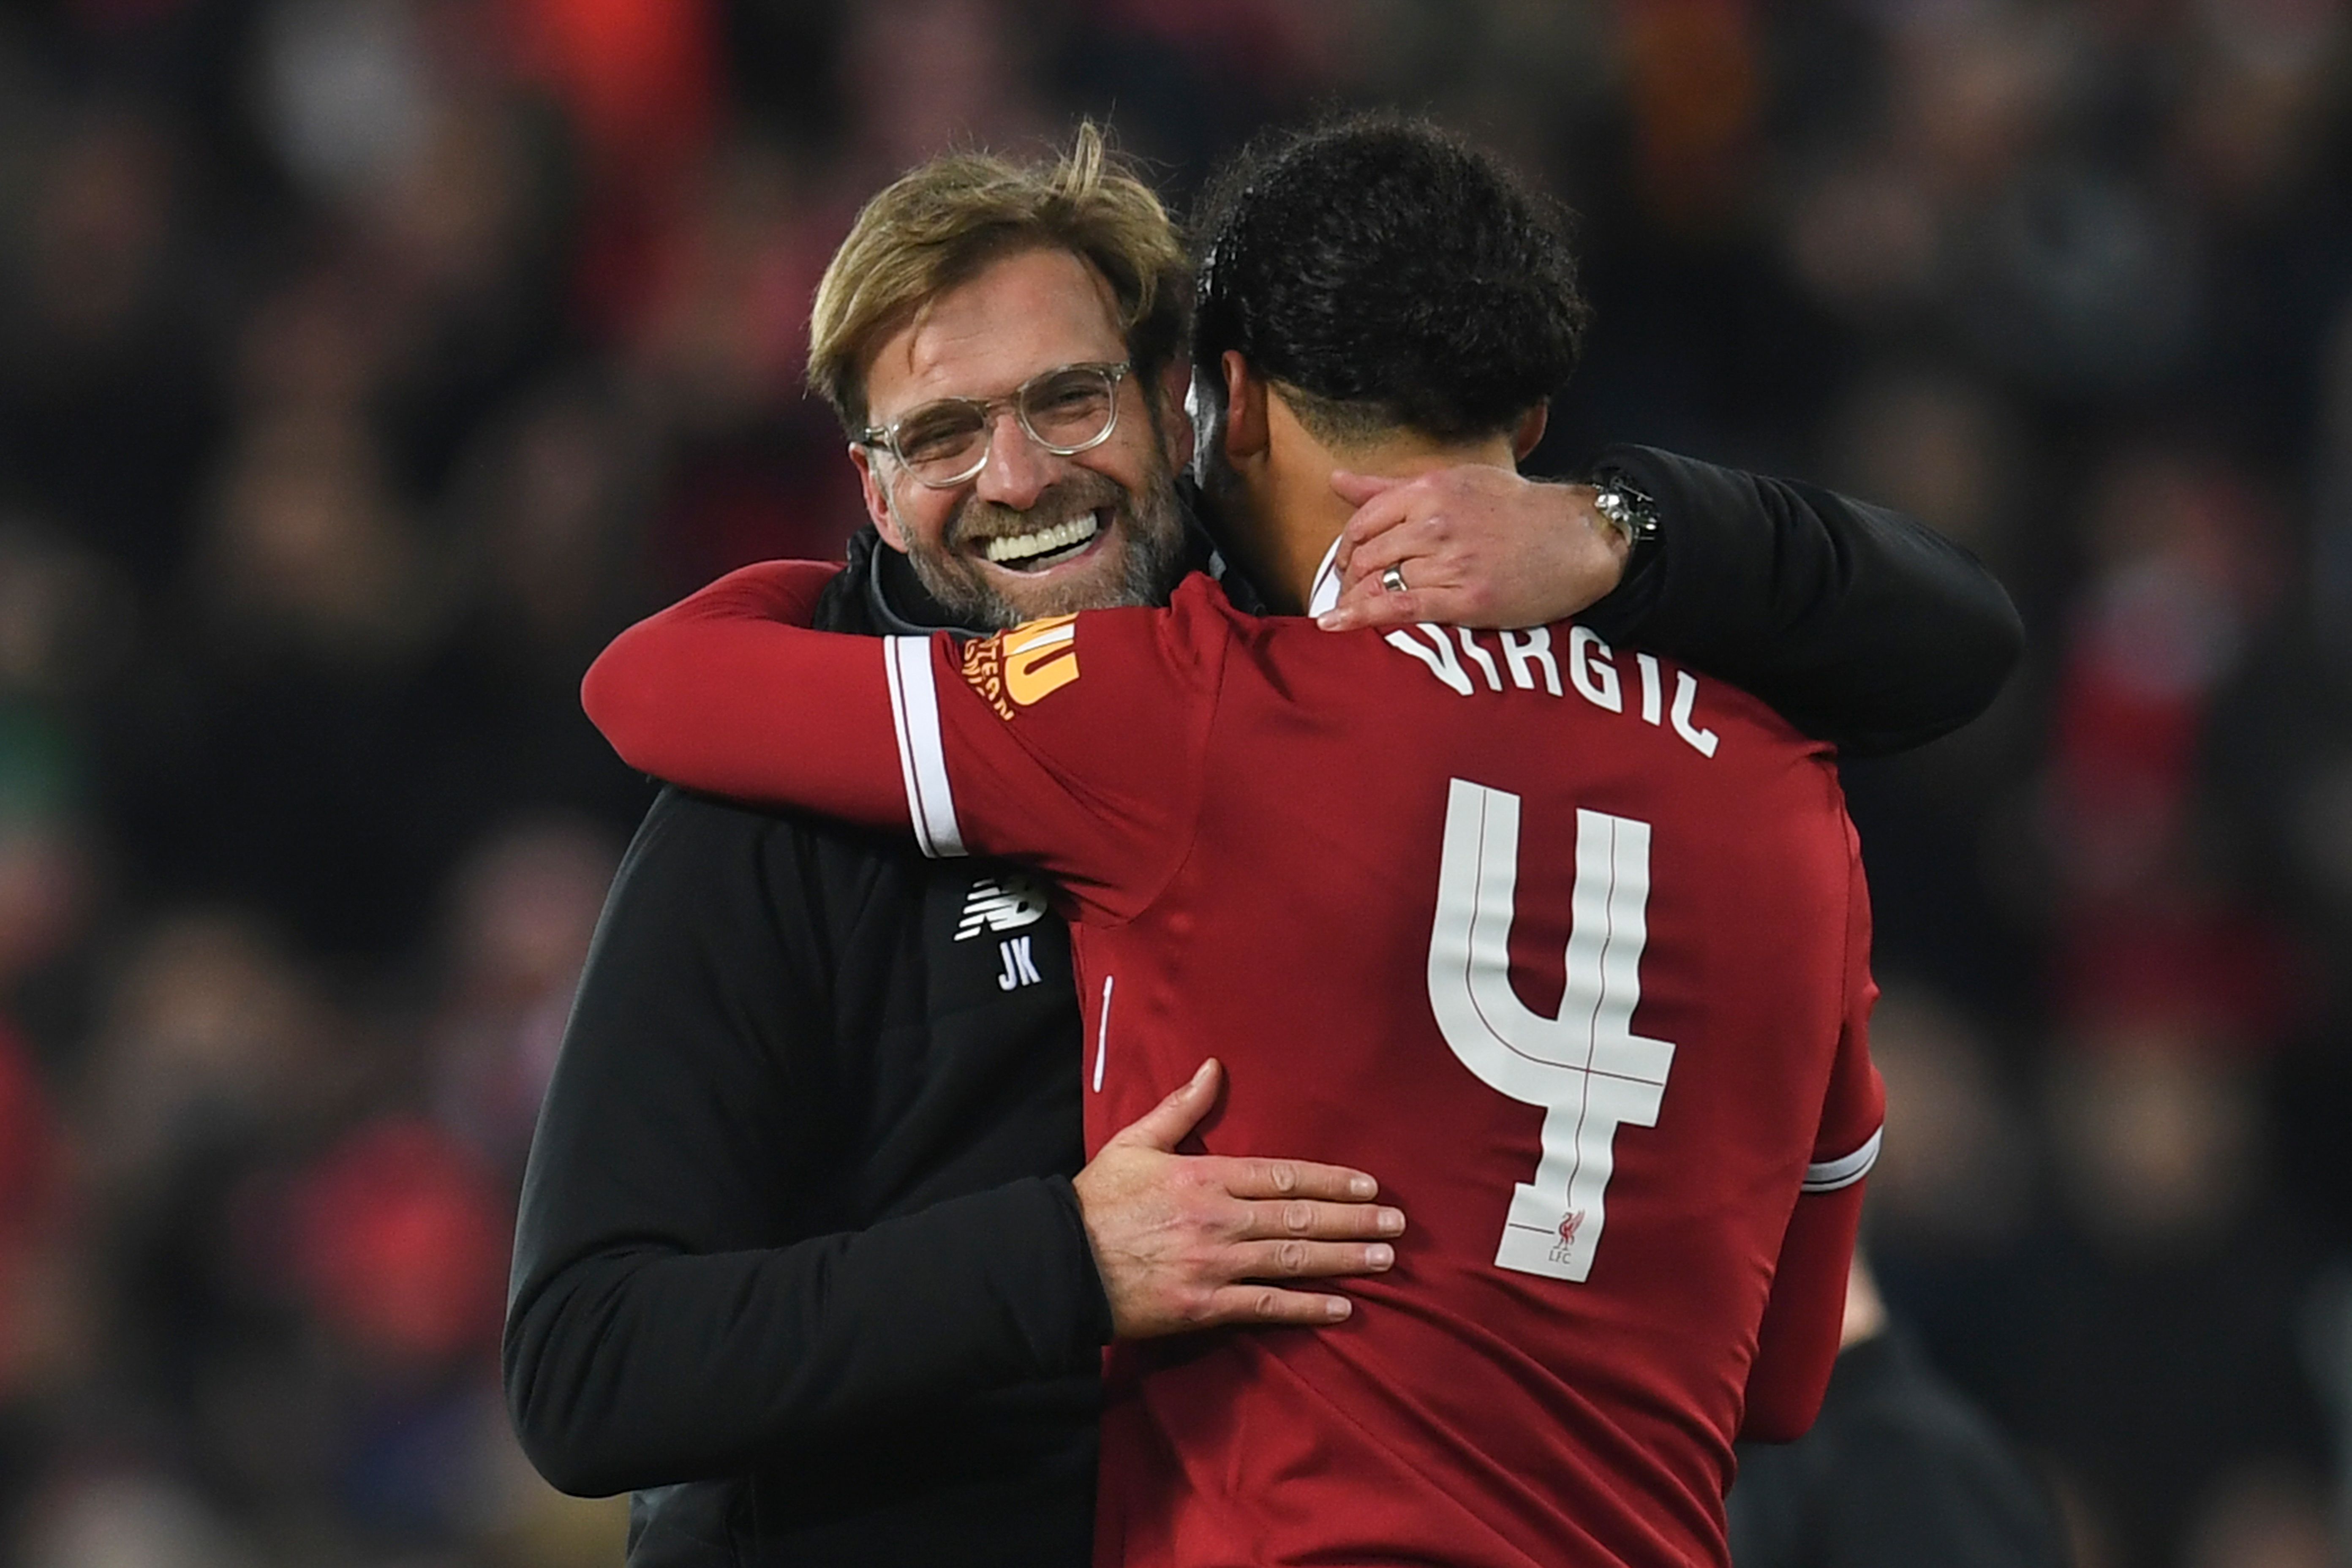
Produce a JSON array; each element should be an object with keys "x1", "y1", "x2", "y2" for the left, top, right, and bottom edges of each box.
[
  {"x1": 1802, "y1": 1126, "x2": 1881, "y2": 1194},
  {"x1": 885, "y1": 635, "x2": 966, "y2": 858}
]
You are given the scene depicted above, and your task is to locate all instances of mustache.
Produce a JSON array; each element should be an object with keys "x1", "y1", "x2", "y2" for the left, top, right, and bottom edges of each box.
[{"x1": 947, "y1": 475, "x2": 1128, "y2": 548}]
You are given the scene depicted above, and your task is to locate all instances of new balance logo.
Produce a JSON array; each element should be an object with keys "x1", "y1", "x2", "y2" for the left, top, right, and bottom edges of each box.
[{"x1": 955, "y1": 875, "x2": 1050, "y2": 941}]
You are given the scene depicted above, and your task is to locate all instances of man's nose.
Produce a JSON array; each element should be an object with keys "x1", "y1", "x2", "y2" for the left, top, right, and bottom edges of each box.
[{"x1": 972, "y1": 406, "x2": 1059, "y2": 510}]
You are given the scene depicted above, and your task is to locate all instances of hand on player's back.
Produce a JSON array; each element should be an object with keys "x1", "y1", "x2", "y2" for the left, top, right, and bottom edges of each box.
[
  {"x1": 1074, "y1": 1059, "x2": 1405, "y2": 1339},
  {"x1": 1318, "y1": 466, "x2": 1628, "y2": 632}
]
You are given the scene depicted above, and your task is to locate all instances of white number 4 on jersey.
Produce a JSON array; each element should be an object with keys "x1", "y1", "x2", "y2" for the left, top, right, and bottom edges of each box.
[{"x1": 1429, "y1": 779, "x2": 1674, "y2": 1282}]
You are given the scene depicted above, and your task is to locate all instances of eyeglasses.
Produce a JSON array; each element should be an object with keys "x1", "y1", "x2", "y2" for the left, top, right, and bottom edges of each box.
[{"x1": 858, "y1": 362, "x2": 1132, "y2": 489}]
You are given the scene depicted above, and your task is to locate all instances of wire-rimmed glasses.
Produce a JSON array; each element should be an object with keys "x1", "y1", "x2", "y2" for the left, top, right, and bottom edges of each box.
[{"x1": 858, "y1": 361, "x2": 1132, "y2": 488}]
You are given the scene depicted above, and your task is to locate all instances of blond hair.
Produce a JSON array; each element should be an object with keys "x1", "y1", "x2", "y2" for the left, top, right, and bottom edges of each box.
[{"x1": 807, "y1": 123, "x2": 1189, "y2": 432}]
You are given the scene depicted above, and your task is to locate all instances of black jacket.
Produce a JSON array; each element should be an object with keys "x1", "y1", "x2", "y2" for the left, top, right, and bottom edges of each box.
[
  {"x1": 504, "y1": 449, "x2": 2023, "y2": 1566},
  {"x1": 1728, "y1": 1332, "x2": 2068, "y2": 1568}
]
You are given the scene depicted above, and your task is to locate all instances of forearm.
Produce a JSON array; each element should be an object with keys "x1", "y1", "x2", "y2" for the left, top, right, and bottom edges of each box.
[
  {"x1": 1740, "y1": 1181, "x2": 1867, "y2": 1442},
  {"x1": 505, "y1": 1176, "x2": 1110, "y2": 1495},
  {"x1": 1583, "y1": 445, "x2": 2023, "y2": 755},
  {"x1": 584, "y1": 561, "x2": 917, "y2": 825}
]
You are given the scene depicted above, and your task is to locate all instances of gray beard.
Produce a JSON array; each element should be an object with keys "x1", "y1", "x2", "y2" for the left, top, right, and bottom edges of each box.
[{"x1": 903, "y1": 463, "x2": 1191, "y2": 630}]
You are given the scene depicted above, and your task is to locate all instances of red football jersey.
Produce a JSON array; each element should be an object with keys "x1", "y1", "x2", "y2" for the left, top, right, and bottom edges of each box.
[{"x1": 586, "y1": 566, "x2": 1884, "y2": 1568}]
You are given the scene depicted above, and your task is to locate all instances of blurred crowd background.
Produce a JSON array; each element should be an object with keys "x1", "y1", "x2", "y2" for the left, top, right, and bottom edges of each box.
[{"x1": 0, "y1": 0, "x2": 2347, "y2": 1564}]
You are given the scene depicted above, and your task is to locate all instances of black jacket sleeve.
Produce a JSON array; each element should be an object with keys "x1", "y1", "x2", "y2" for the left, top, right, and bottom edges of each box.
[
  {"x1": 1579, "y1": 445, "x2": 2025, "y2": 757},
  {"x1": 503, "y1": 789, "x2": 1108, "y2": 1497}
]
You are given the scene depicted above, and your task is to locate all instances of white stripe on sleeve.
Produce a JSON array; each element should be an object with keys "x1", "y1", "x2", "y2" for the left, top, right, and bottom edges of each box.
[
  {"x1": 883, "y1": 636, "x2": 966, "y2": 859},
  {"x1": 1802, "y1": 1127, "x2": 1881, "y2": 1194}
]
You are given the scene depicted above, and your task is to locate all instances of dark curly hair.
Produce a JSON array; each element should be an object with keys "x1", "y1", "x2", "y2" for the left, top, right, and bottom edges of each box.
[{"x1": 1191, "y1": 114, "x2": 1590, "y2": 446}]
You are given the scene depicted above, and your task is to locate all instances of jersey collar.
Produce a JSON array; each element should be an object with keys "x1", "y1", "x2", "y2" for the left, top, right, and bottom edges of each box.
[{"x1": 1305, "y1": 534, "x2": 1345, "y2": 618}]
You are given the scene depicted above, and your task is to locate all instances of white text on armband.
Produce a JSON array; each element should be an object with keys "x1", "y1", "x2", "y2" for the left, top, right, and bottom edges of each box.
[{"x1": 1381, "y1": 624, "x2": 1719, "y2": 759}]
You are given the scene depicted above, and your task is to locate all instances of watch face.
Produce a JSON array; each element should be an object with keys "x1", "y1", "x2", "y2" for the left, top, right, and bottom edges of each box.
[{"x1": 1593, "y1": 485, "x2": 1658, "y2": 547}]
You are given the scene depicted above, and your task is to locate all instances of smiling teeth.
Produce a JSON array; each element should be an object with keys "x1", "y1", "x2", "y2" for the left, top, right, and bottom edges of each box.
[{"x1": 983, "y1": 511, "x2": 1101, "y2": 563}]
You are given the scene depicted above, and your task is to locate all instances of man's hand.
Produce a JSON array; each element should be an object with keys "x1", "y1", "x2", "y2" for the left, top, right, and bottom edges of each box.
[
  {"x1": 1317, "y1": 467, "x2": 1629, "y2": 632},
  {"x1": 1073, "y1": 1059, "x2": 1405, "y2": 1338}
]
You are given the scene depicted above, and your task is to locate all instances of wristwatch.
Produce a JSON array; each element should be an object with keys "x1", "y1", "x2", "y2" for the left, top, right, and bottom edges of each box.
[{"x1": 1590, "y1": 475, "x2": 1661, "y2": 557}]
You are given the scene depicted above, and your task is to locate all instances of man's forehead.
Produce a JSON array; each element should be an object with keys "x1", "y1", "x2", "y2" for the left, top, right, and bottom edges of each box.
[{"x1": 863, "y1": 247, "x2": 1126, "y2": 414}]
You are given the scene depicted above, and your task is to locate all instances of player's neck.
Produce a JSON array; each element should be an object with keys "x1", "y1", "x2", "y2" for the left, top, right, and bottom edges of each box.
[{"x1": 1248, "y1": 399, "x2": 1517, "y2": 614}]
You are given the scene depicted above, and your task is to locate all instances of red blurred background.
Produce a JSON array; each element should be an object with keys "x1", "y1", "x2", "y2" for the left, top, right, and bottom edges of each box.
[{"x1": 2, "y1": 2, "x2": 2351, "y2": 1564}]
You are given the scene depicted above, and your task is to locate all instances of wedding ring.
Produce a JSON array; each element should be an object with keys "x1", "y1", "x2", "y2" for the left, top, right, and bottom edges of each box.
[{"x1": 1381, "y1": 565, "x2": 1408, "y2": 594}]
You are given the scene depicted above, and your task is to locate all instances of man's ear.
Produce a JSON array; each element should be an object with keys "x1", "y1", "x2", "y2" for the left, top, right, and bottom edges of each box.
[
  {"x1": 1511, "y1": 401, "x2": 1550, "y2": 463},
  {"x1": 1154, "y1": 359, "x2": 1195, "y2": 474},
  {"x1": 850, "y1": 445, "x2": 911, "y2": 552},
  {"x1": 1220, "y1": 350, "x2": 1269, "y2": 466}
]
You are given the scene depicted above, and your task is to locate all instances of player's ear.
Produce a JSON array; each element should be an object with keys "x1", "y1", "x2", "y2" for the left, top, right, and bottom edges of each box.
[
  {"x1": 1154, "y1": 359, "x2": 1195, "y2": 473},
  {"x1": 1220, "y1": 350, "x2": 1269, "y2": 466},
  {"x1": 851, "y1": 444, "x2": 912, "y2": 552},
  {"x1": 1511, "y1": 401, "x2": 1550, "y2": 463}
]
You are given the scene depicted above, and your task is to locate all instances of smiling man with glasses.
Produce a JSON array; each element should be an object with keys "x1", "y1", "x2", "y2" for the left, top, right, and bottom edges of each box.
[
  {"x1": 822, "y1": 176, "x2": 1202, "y2": 636},
  {"x1": 851, "y1": 340, "x2": 1187, "y2": 626}
]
